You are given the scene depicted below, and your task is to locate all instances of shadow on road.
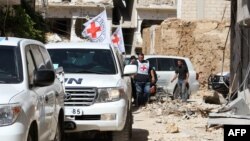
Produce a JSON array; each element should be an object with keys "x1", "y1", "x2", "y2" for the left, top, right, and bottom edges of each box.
[
  {"x1": 132, "y1": 128, "x2": 149, "y2": 141},
  {"x1": 64, "y1": 128, "x2": 149, "y2": 141}
]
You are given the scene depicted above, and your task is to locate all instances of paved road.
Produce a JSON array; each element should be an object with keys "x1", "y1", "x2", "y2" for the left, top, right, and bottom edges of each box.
[
  {"x1": 65, "y1": 128, "x2": 149, "y2": 141},
  {"x1": 64, "y1": 107, "x2": 149, "y2": 141}
]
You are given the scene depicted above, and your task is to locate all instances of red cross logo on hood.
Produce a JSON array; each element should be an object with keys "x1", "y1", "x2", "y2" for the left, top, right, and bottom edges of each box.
[{"x1": 87, "y1": 22, "x2": 101, "y2": 38}]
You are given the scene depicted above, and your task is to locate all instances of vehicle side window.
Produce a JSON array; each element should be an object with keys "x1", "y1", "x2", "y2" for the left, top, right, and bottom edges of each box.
[
  {"x1": 26, "y1": 49, "x2": 36, "y2": 85},
  {"x1": 30, "y1": 45, "x2": 46, "y2": 70},
  {"x1": 174, "y1": 59, "x2": 189, "y2": 71},
  {"x1": 39, "y1": 46, "x2": 53, "y2": 70},
  {"x1": 146, "y1": 58, "x2": 157, "y2": 70},
  {"x1": 158, "y1": 58, "x2": 175, "y2": 71}
]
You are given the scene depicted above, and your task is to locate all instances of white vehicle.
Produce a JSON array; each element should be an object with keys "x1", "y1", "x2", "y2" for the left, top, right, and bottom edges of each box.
[
  {"x1": 46, "y1": 42, "x2": 136, "y2": 141},
  {"x1": 0, "y1": 37, "x2": 65, "y2": 141},
  {"x1": 144, "y1": 55, "x2": 199, "y2": 97}
]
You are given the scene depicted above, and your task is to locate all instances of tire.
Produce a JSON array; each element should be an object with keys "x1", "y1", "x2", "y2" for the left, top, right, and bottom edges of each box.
[
  {"x1": 27, "y1": 133, "x2": 33, "y2": 141},
  {"x1": 54, "y1": 116, "x2": 64, "y2": 141},
  {"x1": 112, "y1": 110, "x2": 132, "y2": 141},
  {"x1": 54, "y1": 123, "x2": 63, "y2": 141},
  {"x1": 27, "y1": 124, "x2": 37, "y2": 141}
]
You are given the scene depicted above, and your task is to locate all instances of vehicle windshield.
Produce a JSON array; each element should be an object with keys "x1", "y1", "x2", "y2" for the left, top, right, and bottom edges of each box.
[
  {"x1": 0, "y1": 46, "x2": 23, "y2": 83},
  {"x1": 48, "y1": 49, "x2": 117, "y2": 74}
]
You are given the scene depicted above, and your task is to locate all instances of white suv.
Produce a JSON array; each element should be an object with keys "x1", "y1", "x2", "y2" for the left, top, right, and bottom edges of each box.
[
  {"x1": 0, "y1": 37, "x2": 65, "y2": 141},
  {"x1": 144, "y1": 55, "x2": 199, "y2": 97},
  {"x1": 46, "y1": 42, "x2": 136, "y2": 141}
]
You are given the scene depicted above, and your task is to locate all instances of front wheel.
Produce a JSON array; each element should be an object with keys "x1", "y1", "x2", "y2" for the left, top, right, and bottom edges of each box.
[
  {"x1": 112, "y1": 110, "x2": 132, "y2": 141},
  {"x1": 54, "y1": 116, "x2": 64, "y2": 141},
  {"x1": 54, "y1": 123, "x2": 62, "y2": 141},
  {"x1": 27, "y1": 124, "x2": 37, "y2": 141}
]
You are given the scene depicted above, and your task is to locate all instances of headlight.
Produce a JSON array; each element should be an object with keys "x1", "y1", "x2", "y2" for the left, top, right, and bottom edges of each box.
[
  {"x1": 0, "y1": 103, "x2": 21, "y2": 126},
  {"x1": 96, "y1": 88, "x2": 125, "y2": 102}
]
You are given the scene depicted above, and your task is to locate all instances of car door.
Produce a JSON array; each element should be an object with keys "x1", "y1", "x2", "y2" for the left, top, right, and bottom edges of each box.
[
  {"x1": 26, "y1": 46, "x2": 49, "y2": 141},
  {"x1": 29, "y1": 45, "x2": 55, "y2": 141},
  {"x1": 39, "y1": 46, "x2": 61, "y2": 139},
  {"x1": 147, "y1": 57, "x2": 176, "y2": 93}
]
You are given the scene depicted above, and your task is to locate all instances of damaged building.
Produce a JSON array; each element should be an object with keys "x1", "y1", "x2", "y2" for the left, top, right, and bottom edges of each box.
[
  {"x1": 35, "y1": 0, "x2": 230, "y2": 54},
  {"x1": 208, "y1": 0, "x2": 250, "y2": 125},
  {"x1": 35, "y1": 0, "x2": 177, "y2": 54}
]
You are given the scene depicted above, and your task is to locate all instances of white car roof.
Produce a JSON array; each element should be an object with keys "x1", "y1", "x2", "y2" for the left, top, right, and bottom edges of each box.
[
  {"x1": 144, "y1": 55, "x2": 188, "y2": 60},
  {"x1": 45, "y1": 42, "x2": 111, "y2": 50},
  {"x1": 0, "y1": 37, "x2": 43, "y2": 47}
]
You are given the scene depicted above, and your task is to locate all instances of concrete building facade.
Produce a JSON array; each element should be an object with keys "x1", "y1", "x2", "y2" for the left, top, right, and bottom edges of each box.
[
  {"x1": 178, "y1": 0, "x2": 231, "y2": 21},
  {"x1": 35, "y1": 0, "x2": 230, "y2": 54},
  {"x1": 35, "y1": 0, "x2": 177, "y2": 54}
]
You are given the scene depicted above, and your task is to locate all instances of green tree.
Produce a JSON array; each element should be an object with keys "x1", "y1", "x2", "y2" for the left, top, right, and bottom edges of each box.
[{"x1": 0, "y1": 2, "x2": 47, "y2": 42}]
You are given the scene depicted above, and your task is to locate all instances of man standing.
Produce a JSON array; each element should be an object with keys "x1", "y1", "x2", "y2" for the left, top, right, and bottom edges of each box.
[
  {"x1": 133, "y1": 53, "x2": 155, "y2": 106},
  {"x1": 171, "y1": 60, "x2": 189, "y2": 102},
  {"x1": 129, "y1": 55, "x2": 137, "y2": 105}
]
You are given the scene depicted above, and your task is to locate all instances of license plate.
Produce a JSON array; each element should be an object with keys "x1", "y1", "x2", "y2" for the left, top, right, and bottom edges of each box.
[{"x1": 65, "y1": 108, "x2": 83, "y2": 116}]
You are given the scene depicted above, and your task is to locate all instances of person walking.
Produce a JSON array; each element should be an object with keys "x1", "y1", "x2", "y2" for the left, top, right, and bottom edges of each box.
[
  {"x1": 133, "y1": 53, "x2": 155, "y2": 107},
  {"x1": 171, "y1": 60, "x2": 189, "y2": 102}
]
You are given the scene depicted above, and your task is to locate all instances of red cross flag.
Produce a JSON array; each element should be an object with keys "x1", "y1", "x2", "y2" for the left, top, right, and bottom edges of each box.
[
  {"x1": 111, "y1": 26, "x2": 125, "y2": 53},
  {"x1": 82, "y1": 10, "x2": 110, "y2": 43}
]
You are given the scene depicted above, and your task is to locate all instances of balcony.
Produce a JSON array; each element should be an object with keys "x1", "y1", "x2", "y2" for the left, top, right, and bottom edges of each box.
[
  {"x1": 36, "y1": 0, "x2": 113, "y2": 8},
  {"x1": 137, "y1": 0, "x2": 177, "y2": 10},
  {"x1": 0, "y1": 0, "x2": 21, "y2": 5}
]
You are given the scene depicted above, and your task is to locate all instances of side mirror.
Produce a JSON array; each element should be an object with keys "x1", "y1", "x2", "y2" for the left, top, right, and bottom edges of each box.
[
  {"x1": 123, "y1": 64, "x2": 137, "y2": 76},
  {"x1": 34, "y1": 69, "x2": 55, "y2": 87},
  {"x1": 55, "y1": 66, "x2": 64, "y2": 75}
]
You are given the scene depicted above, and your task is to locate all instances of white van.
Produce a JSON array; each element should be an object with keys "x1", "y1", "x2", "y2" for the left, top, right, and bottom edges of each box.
[
  {"x1": 144, "y1": 55, "x2": 200, "y2": 97},
  {"x1": 0, "y1": 37, "x2": 65, "y2": 141}
]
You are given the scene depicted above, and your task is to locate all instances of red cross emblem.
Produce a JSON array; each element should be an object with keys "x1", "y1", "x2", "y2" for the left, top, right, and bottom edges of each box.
[
  {"x1": 87, "y1": 22, "x2": 101, "y2": 38},
  {"x1": 112, "y1": 34, "x2": 120, "y2": 45},
  {"x1": 140, "y1": 65, "x2": 147, "y2": 71}
]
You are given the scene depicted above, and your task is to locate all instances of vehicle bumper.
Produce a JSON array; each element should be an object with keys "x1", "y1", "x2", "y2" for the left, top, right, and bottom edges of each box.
[
  {"x1": 0, "y1": 123, "x2": 26, "y2": 141},
  {"x1": 64, "y1": 99, "x2": 127, "y2": 132}
]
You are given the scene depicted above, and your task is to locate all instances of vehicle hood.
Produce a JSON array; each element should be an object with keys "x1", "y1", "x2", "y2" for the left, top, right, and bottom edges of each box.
[
  {"x1": 64, "y1": 74, "x2": 122, "y2": 88},
  {"x1": 0, "y1": 85, "x2": 24, "y2": 103}
]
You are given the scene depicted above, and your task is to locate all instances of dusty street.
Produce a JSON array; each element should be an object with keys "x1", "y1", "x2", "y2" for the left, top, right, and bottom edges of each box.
[{"x1": 65, "y1": 90, "x2": 224, "y2": 141}]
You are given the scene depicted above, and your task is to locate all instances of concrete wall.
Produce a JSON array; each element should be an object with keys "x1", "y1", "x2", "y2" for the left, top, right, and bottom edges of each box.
[
  {"x1": 179, "y1": 0, "x2": 231, "y2": 21},
  {"x1": 142, "y1": 19, "x2": 230, "y2": 87}
]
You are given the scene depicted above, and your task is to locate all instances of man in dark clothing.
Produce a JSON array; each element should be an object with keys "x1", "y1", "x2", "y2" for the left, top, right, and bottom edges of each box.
[
  {"x1": 129, "y1": 55, "x2": 137, "y2": 105},
  {"x1": 171, "y1": 60, "x2": 189, "y2": 102},
  {"x1": 133, "y1": 53, "x2": 155, "y2": 106}
]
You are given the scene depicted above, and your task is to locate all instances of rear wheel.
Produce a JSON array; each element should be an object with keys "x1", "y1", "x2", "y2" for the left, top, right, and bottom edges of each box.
[{"x1": 112, "y1": 110, "x2": 132, "y2": 141}]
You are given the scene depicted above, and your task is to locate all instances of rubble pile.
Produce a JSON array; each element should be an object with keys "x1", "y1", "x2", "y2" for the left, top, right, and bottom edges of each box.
[
  {"x1": 146, "y1": 97, "x2": 221, "y2": 120},
  {"x1": 142, "y1": 19, "x2": 230, "y2": 88},
  {"x1": 133, "y1": 90, "x2": 224, "y2": 141}
]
